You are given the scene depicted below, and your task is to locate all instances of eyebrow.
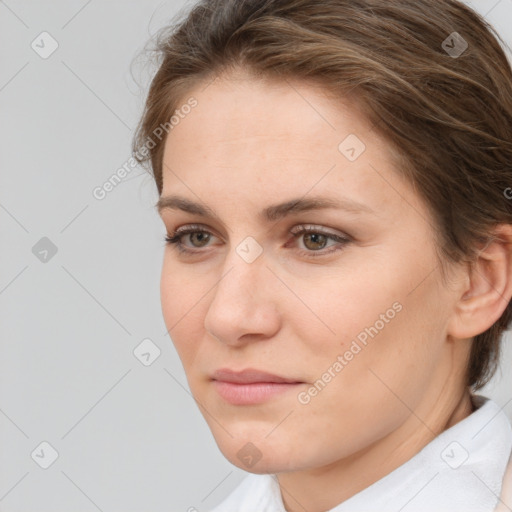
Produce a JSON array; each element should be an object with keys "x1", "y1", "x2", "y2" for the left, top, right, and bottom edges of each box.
[{"x1": 156, "y1": 194, "x2": 375, "y2": 222}]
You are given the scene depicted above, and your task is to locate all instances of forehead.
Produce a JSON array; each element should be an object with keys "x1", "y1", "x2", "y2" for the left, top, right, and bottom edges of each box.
[
  {"x1": 164, "y1": 71, "x2": 376, "y2": 162},
  {"x1": 160, "y1": 71, "x2": 424, "y2": 224}
]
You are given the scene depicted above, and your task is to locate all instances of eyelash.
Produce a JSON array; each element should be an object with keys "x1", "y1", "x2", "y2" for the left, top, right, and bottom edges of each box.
[{"x1": 164, "y1": 223, "x2": 351, "y2": 258}]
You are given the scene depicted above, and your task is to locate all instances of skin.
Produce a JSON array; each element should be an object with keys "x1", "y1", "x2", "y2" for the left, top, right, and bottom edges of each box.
[{"x1": 157, "y1": 67, "x2": 512, "y2": 512}]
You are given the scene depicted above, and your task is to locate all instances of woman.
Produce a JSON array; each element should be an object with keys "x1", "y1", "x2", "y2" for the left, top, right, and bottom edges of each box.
[{"x1": 132, "y1": 0, "x2": 512, "y2": 510}]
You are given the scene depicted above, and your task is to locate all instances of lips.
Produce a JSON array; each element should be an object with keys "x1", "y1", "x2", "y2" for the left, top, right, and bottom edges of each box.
[
  {"x1": 211, "y1": 368, "x2": 302, "y2": 384},
  {"x1": 210, "y1": 368, "x2": 304, "y2": 405}
]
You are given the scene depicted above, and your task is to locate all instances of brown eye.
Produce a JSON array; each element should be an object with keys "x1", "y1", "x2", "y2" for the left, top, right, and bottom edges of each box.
[
  {"x1": 189, "y1": 232, "x2": 211, "y2": 247},
  {"x1": 164, "y1": 225, "x2": 216, "y2": 254},
  {"x1": 289, "y1": 224, "x2": 351, "y2": 258},
  {"x1": 302, "y1": 233, "x2": 328, "y2": 250}
]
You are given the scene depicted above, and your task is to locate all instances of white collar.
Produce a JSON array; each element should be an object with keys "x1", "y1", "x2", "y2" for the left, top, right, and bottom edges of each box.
[{"x1": 211, "y1": 395, "x2": 512, "y2": 512}]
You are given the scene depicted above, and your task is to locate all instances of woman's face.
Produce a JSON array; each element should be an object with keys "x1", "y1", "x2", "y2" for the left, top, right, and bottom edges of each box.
[{"x1": 158, "y1": 69, "x2": 467, "y2": 473}]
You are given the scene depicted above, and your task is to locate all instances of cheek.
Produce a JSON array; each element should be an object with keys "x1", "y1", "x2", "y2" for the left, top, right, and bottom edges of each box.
[
  {"x1": 296, "y1": 248, "x2": 446, "y2": 393},
  {"x1": 160, "y1": 257, "x2": 205, "y2": 365},
  {"x1": 317, "y1": 274, "x2": 448, "y2": 419},
  {"x1": 160, "y1": 254, "x2": 206, "y2": 320},
  {"x1": 160, "y1": 259, "x2": 180, "y2": 328},
  {"x1": 286, "y1": 260, "x2": 400, "y2": 353}
]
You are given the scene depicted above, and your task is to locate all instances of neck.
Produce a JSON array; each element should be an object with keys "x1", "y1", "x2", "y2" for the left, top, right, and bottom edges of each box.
[{"x1": 278, "y1": 388, "x2": 474, "y2": 512}]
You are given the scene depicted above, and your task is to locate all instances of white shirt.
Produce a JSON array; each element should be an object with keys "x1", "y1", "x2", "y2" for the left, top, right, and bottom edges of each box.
[{"x1": 210, "y1": 395, "x2": 512, "y2": 512}]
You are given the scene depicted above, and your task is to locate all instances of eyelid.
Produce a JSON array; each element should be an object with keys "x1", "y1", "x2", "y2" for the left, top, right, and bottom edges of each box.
[
  {"x1": 173, "y1": 223, "x2": 214, "y2": 234},
  {"x1": 165, "y1": 222, "x2": 352, "y2": 258},
  {"x1": 170, "y1": 223, "x2": 350, "y2": 242},
  {"x1": 171, "y1": 223, "x2": 221, "y2": 241},
  {"x1": 287, "y1": 224, "x2": 351, "y2": 257},
  {"x1": 289, "y1": 223, "x2": 350, "y2": 239}
]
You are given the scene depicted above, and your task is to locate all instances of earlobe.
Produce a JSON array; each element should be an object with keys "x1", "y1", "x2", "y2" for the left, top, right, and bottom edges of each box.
[{"x1": 448, "y1": 224, "x2": 512, "y2": 339}]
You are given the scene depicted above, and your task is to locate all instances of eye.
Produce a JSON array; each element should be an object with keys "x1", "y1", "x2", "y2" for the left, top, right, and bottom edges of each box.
[
  {"x1": 164, "y1": 224, "x2": 217, "y2": 254},
  {"x1": 289, "y1": 224, "x2": 351, "y2": 257},
  {"x1": 164, "y1": 223, "x2": 351, "y2": 257}
]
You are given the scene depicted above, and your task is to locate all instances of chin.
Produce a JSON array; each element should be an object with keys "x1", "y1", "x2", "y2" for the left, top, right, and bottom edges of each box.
[
  {"x1": 212, "y1": 431, "x2": 309, "y2": 474},
  {"x1": 227, "y1": 450, "x2": 300, "y2": 474}
]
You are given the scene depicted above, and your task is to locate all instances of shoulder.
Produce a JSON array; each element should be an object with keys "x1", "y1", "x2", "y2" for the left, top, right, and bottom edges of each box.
[{"x1": 496, "y1": 448, "x2": 512, "y2": 511}]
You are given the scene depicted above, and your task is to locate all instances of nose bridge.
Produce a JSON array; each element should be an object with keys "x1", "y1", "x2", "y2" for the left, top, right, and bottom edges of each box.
[
  {"x1": 211, "y1": 241, "x2": 266, "y2": 313},
  {"x1": 204, "y1": 238, "x2": 280, "y2": 343}
]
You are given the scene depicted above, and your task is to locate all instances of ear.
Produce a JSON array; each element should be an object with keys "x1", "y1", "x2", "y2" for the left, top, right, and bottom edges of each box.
[{"x1": 448, "y1": 224, "x2": 512, "y2": 339}]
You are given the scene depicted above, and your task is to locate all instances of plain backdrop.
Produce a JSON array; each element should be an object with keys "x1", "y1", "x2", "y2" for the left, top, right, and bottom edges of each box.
[{"x1": 1, "y1": 0, "x2": 511, "y2": 510}]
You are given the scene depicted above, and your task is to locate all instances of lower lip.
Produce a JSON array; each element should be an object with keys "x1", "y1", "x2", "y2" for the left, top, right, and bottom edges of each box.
[{"x1": 212, "y1": 381, "x2": 302, "y2": 405}]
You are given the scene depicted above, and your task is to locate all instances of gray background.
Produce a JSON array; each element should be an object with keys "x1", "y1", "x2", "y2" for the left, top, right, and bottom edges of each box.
[{"x1": 1, "y1": 1, "x2": 511, "y2": 510}]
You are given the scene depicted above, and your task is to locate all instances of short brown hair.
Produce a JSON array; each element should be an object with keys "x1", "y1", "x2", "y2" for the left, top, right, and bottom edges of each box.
[{"x1": 132, "y1": 0, "x2": 512, "y2": 390}]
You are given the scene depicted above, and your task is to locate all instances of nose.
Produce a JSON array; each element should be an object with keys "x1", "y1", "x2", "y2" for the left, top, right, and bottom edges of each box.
[{"x1": 203, "y1": 249, "x2": 281, "y2": 347}]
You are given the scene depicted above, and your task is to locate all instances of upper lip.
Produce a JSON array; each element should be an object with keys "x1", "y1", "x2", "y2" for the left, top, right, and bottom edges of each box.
[{"x1": 211, "y1": 368, "x2": 302, "y2": 384}]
